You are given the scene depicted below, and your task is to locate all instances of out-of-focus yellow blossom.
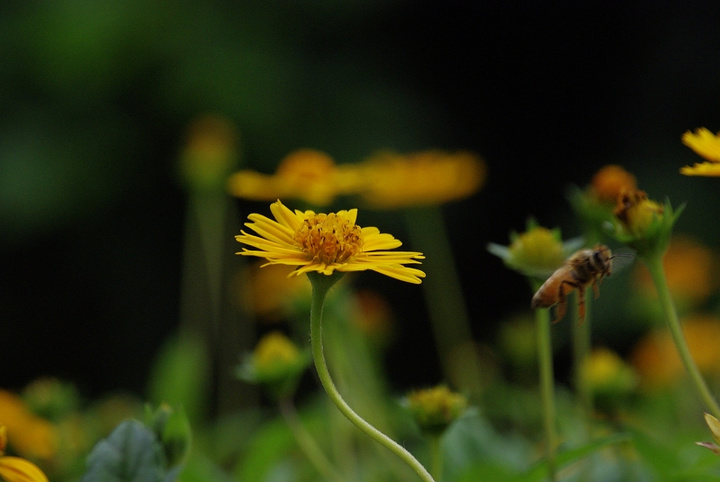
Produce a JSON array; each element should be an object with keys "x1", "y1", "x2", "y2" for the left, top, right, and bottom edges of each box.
[
  {"x1": 252, "y1": 332, "x2": 305, "y2": 380},
  {"x1": 681, "y1": 128, "x2": 720, "y2": 178},
  {"x1": 236, "y1": 261, "x2": 310, "y2": 322},
  {"x1": 353, "y1": 150, "x2": 486, "y2": 208},
  {"x1": 581, "y1": 347, "x2": 637, "y2": 396},
  {"x1": 488, "y1": 220, "x2": 584, "y2": 279},
  {"x1": 236, "y1": 200, "x2": 426, "y2": 284},
  {"x1": 0, "y1": 391, "x2": 57, "y2": 461},
  {"x1": 589, "y1": 164, "x2": 637, "y2": 204},
  {"x1": 178, "y1": 114, "x2": 241, "y2": 192},
  {"x1": 0, "y1": 426, "x2": 49, "y2": 482},
  {"x1": 238, "y1": 331, "x2": 311, "y2": 399},
  {"x1": 633, "y1": 235, "x2": 718, "y2": 310},
  {"x1": 227, "y1": 149, "x2": 362, "y2": 206},
  {"x1": 405, "y1": 385, "x2": 467, "y2": 435},
  {"x1": 631, "y1": 315, "x2": 720, "y2": 389}
]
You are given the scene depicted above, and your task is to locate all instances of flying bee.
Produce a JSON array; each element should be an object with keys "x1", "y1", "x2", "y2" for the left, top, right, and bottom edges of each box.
[{"x1": 531, "y1": 244, "x2": 632, "y2": 324}]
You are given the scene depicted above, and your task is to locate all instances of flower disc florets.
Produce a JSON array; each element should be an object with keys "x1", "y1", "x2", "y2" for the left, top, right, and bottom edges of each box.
[{"x1": 295, "y1": 213, "x2": 364, "y2": 265}]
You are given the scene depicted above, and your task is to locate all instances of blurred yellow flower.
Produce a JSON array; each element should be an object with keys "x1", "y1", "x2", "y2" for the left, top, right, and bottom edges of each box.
[
  {"x1": 680, "y1": 127, "x2": 720, "y2": 176},
  {"x1": 589, "y1": 164, "x2": 637, "y2": 204},
  {"x1": 252, "y1": 332, "x2": 305, "y2": 381},
  {"x1": 227, "y1": 149, "x2": 362, "y2": 206},
  {"x1": 235, "y1": 200, "x2": 425, "y2": 284},
  {"x1": 0, "y1": 391, "x2": 56, "y2": 461},
  {"x1": 178, "y1": 114, "x2": 241, "y2": 191},
  {"x1": 631, "y1": 315, "x2": 720, "y2": 389},
  {"x1": 406, "y1": 385, "x2": 467, "y2": 434},
  {"x1": 353, "y1": 150, "x2": 486, "y2": 208},
  {"x1": 633, "y1": 235, "x2": 718, "y2": 309},
  {"x1": 0, "y1": 426, "x2": 48, "y2": 482},
  {"x1": 581, "y1": 347, "x2": 637, "y2": 395},
  {"x1": 236, "y1": 262, "x2": 310, "y2": 322}
]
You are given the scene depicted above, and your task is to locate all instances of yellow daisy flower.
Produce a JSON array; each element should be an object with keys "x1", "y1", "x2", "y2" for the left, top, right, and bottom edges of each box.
[
  {"x1": 681, "y1": 127, "x2": 720, "y2": 176},
  {"x1": 0, "y1": 426, "x2": 48, "y2": 482},
  {"x1": 235, "y1": 200, "x2": 425, "y2": 283}
]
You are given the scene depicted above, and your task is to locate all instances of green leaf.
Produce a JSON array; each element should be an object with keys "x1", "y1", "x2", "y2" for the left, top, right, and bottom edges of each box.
[
  {"x1": 82, "y1": 420, "x2": 168, "y2": 482},
  {"x1": 523, "y1": 433, "x2": 632, "y2": 481}
]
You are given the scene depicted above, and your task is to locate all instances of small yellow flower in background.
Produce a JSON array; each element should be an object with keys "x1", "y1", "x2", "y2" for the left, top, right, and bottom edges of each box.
[
  {"x1": 227, "y1": 149, "x2": 362, "y2": 206},
  {"x1": 681, "y1": 127, "x2": 720, "y2": 176},
  {"x1": 353, "y1": 150, "x2": 486, "y2": 208},
  {"x1": 235, "y1": 200, "x2": 425, "y2": 284},
  {"x1": 0, "y1": 426, "x2": 49, "y2": 482},
  {"x1": 697, "y1": 412, "x2": 720, "y2": 456},
  {"x1": 405, "y1": 385, "x2": 467, "y2": 435},
  {"x1": 488, "y1": 220, "x2": 583, "y2": 279},
  {"x1": 633, "y1": 235, "x2": 718, "y2": 310},
  {"x1": 589, "y1": 164, "x2": 638, "y2": 204},
  {"x1": 237, "y1": 332, "x2": 311, "y2": 399},
  {"x1": 178, "y1": 114, "x2": 241, "y2": 192},
  {"x1": 631, "y1": 315, "x2": 720, "y2": 389},
  {"x1": 581, "y1": 347, "x2": 637, "y2": 396},
  {"x1": 0, "y1": 391, "x2": 57, "y2": 461},
  {"x1": 251, "y1": 332, "x2": 306, "y2": 381}
]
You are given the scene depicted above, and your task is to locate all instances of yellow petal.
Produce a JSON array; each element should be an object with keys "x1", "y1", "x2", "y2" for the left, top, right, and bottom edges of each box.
[
  {"x1": 680, "y1": 162, "x2": 720, "y2": 176},
  {"x1": 0, "y1": 456, "x2": 49, "y2": 482}
]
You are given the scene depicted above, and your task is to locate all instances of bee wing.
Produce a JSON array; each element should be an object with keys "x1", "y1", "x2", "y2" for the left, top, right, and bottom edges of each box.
[{"x1": 610, "y1": 247, "x2": 636, "y2": 275}]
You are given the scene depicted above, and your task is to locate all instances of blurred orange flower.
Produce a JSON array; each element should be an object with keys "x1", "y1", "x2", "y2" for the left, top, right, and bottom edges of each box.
[
  {"x1": 227, "y1": 149, "x2": 362, "y2": 206},
  {"x1": 353, "y1": 150, "x2": 486, "y2": 208},
  {"x1": 589, "y1": 164, "x2": 637, "y2": 204},
  {"x1": 633, "y1": 235, "x2": 718, "y2": 309},
  {"x1": 0, "y1": 426, "x2": 48, "y2": 482},
  {"x1": 0, "y1": 391, "x2": 57, "y2": 461},
  {"x1": 179, "y1": 114, "x2": 241, "y2": 191},
  {"x1": 631, "y1": 314, "x2": 720, "y2": 389}
]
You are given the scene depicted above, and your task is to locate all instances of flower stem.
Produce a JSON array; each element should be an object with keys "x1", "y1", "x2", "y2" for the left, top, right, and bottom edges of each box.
[
  {"x1": 533, "y1": 281, "x2": 558, "y2": 481},
  {"x1": 308, "y1": 272, "x2": 435, "y2": 482},
  {"x1": 278, "y1": 397, "x2": 344, "y2": 482},
  {"x1": 429, "y1": 435, "x2": 444, "y2": 482},
  {"x1": 644, "y1": 255, "x2": 720, "y2": 418},
  {"x1": 572, "y1": 291, "x2": 593, "y2": 424}
]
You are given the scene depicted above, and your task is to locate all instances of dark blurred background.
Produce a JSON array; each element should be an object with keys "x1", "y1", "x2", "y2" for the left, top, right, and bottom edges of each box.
[{"x1": 2, "y1": 2, "x2": 720, "y2": 399}]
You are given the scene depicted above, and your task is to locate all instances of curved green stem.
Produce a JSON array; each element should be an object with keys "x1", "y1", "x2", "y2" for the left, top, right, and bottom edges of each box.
[
  {"x1": 279, "y1": 398, "x2": 344, "y2": 482},
  {"x1": 644, "y1": 256, "x2": 720, "y2": 418},
  {"x1": 308, "y1": 273, "x2": 435, "y2": 482},
  {"x1": 533, "y1": 280, "x2": 558, "y2": 482}
]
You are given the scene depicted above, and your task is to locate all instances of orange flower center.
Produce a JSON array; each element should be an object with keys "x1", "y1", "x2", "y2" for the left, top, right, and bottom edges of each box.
[{"x1": 294, "y1": 213, "x2": 364, "y2": 264}]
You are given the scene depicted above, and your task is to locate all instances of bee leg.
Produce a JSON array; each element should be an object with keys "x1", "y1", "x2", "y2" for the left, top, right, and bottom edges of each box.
[
  {"x1": 592, "y1": 279, "x2": 600, "y2": 299},
  {"x1": 577, "y1": 287, "x2": 586, "y2": 325},
  {"x1": 554, "y1": 280, "x2": 577, "y2": 323}
]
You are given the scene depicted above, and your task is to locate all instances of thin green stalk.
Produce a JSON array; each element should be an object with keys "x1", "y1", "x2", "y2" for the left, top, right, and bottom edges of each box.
[
  {"x1": 572, "y1": 291, "x2": 593, "y2": 423},
  {"x1": 429, "y1": 435, "x2": 444, "y2": 482},
  {"x1": 404, "y1": 207, "x2": 484, "y2": 395},
  {"x1": 644, "y1": 256, "x2": 720, "y2": 418},
  {"x1": 308, "y1": 273, "x2": 435, "y2": 482},
  {"x1": 278, "y1": 398, "x2": 344, "y2": 482},
  {"x1": 533, "y1": 281, "x2": 558, "y2": 482}
]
